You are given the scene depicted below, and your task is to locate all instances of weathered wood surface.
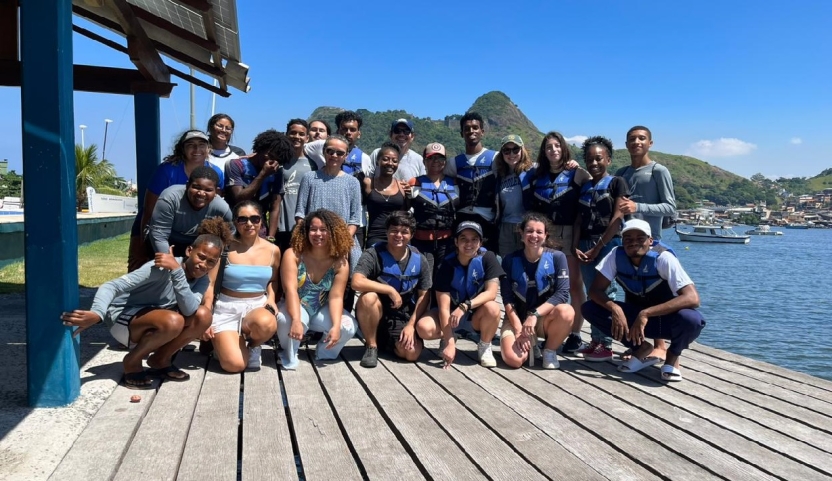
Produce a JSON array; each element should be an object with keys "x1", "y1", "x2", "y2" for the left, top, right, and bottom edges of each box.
[{"x1": 51, "y1": 334, "x2": 832, "y2": 481}]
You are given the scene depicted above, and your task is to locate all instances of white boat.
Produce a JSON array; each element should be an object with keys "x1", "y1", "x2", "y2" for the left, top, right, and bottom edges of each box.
[
  {"x1": 745, "y1": 225, "x2": 783, "y2": 236},
  {"x1": 675, "y1": 225, "x2": 751, "y2": 244}
]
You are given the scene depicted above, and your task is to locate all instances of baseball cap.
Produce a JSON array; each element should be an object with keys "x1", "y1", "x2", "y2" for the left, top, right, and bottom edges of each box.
[
  {"x1": 423, "y1": 142, "x2": 446, "y2": 158},
  {"x1": 456, "y1": 221, "x2": 483, "y2": 239},
  {"x1": 391, "y1": 118, "x2": 414, "y2": 132},
  {"x1": 183, "y1": 130, "x2": 210, "y2": 142},
  {"x1": 621, "y1": 219, "x2": 652, "y2": 237},
  {"x1": 500, "y1": 134, "x2": 524, "y2": 148}
]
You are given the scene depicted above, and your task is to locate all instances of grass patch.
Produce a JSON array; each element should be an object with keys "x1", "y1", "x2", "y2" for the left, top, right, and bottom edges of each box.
[{"x1": 0, "y1": 234, "x2": 129, "y2": 294}]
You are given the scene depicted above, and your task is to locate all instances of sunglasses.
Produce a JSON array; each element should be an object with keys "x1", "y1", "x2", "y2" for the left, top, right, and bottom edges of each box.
[
  {"x1": 235, "y1": 215, "x2": 262, "y2": 225},
  {"x1": 392, "y1": 128, "x2": 412, "y2": 135},
  {"x1": 501, "y1": 146, "x2": 521, "y2": 155},
  {"x1": 325, "y1": 148, "x2": 347, "y2": 157}
]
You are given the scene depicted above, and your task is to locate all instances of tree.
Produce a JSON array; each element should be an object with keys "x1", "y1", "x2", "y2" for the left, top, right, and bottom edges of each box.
[{"x1": 75, "y1": 144, "x2": 119, "y2": 211}]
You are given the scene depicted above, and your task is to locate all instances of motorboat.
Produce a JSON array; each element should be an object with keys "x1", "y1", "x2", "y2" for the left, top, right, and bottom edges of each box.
[
  {"x1": 785, "y1": 223, "x2": 809, "y2": 229},
  {"x1": 745, "y1": 225, "x2": 783, "y2": 236},
  {"x1": 675, "y1": 225, "x2": 751, "y2": 244}
]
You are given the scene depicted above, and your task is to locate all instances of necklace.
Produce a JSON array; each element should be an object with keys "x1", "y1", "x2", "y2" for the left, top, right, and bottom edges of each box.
[{"x1": 373, "y1": 179, "x2": 396, "y2": 202}]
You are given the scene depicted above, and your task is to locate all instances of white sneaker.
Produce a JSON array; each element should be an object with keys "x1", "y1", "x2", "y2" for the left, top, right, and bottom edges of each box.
[
  {"x1": 247, "y1": 345, "x2": 262, "y2": 370},
  {"x1": 478, "y1": 341, "x2": 497, "y2": 368},
  {"x1": 542, "y1": 349, "x2": 560, "y2": 370}
]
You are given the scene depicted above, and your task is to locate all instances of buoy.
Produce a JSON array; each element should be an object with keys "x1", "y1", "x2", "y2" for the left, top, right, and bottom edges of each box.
[{"x1": 685, "y1": 246, "x2": 690, "y2": 250}]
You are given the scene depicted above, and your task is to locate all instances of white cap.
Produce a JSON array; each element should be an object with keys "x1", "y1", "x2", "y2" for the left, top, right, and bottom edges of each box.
[{"x1": 621, "y1": 219, "x2": 652, "y2": 237}]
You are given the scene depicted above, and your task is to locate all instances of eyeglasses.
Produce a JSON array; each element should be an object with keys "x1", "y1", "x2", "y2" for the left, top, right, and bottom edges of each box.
[
  {"x1": 392, "y1": 128, "x2": 412, "y2": 135},
  {"x1": 235, "y1": 215, "x2": 262, "y2": 225},
  {"x1": 214, "y1": 125, "x2": 233, "y2": 132},
  {"x1": 325, "y1": 148, "x2": 347, "y2": 157},
  {"x1": 501, "y1": 146, "x2": 521, "y2": 155}
]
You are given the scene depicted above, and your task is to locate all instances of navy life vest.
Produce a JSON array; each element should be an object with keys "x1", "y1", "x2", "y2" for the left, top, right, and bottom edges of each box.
[
  {"x1": 413, "y1": 175, "x2": 458, "y2": 231},
  {"x1": 578, "y1": 175, "x2": 615, "y2": 232},
  {"x1": 454, "y1": 150, "x2": 496, "y2": 209},
  {"x1": 376, "y1": 243, "x2": 422, "y2": 308},
  {"x1": 509, "y1": 249, "x2": 561, "y2": 317},
  {"x1": 446, "y1": 248, "x2": 487, "y2": 305},
  {"x1": 532, "y1": 169, "x2": 579, "y2": 224},
  {"x1": 342, "y1": 147, "x2": 364, "y2": 179},
  {"x1": 614, "y1": 241, "x2": 677, "y2": 308}
]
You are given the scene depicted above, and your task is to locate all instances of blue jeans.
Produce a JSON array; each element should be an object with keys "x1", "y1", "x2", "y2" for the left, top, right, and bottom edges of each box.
[
  {"x1": 276, "y1": 302, "x2": 357, "y2": 370},
  {"x1": 579, "y1": 238, "x2": 621, "y2": 348}
]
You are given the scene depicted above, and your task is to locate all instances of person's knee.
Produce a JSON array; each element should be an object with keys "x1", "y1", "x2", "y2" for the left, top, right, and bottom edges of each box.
[
  {"x1": 676, "y1": 309, "x2": 705, "y2": 335},
  {"x1": 355, "y1": 293, "x2": 381, "y2": 318},
  {"x1": 188, "y1": 305, "x2": 213, "y2": 331},
  {"x1": 482, "y1": 301, "x2": 501, "y2": 320},
  {"x1": 503, "y1": 354, "x2": 524, "y2": 369},
  {"x1": 219, "y1": 358, "x2": 246, "y2": 373},
  {"x1": 157, "y1": 311, "x2": 185, "y2": 334},
  {"x1": 581, "y1": 300, "x2": 604, "y2": 322},
  {"x1": 397, "y1": 345, "x2": 421, "y2": 362}
]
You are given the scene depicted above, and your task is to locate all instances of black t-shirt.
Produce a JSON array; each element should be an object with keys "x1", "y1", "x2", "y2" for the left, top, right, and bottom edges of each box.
[
  {"x1": 579, "y1": 175, "x2": 629, "y2": 238},
  {"x1": 434, "y1": 251, "x2": 504, "y2": 304},
  {"x1": 354, "y1": 245, "x2": 433, "y2": 297}
]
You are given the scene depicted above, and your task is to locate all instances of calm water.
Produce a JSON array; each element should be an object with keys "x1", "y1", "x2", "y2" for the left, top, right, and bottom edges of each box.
[{"x1": 660, "y1": 226, "x2": 832, "y2": 380}]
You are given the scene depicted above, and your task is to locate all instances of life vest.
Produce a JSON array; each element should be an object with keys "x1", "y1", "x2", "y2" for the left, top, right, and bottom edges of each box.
[
  {"x1": 509, "y1": 249, "x2": 560, "y2": 316},
  {"x1": 614, "y1": 241, "x2": 677, "y2": 308},
  {"x1": 446, "y1": 248, "x2": 487, "y2": 305},
  {"x1": 454, "y1": 150, "x2": 496, "y2": 209},
  {"x1": 532, "y1": 169, "x2": 579, "y2": 224},
  {"x1": 342, "y1": 147, "x2": 364, "y2": 178},
  {"x1": 376, "y1": 243, "x2": 422, "y2": 308},
  {"x1": 578, "y1": 175, "x2": 615, "y2": 233},
  {"x1": 413, "y1": 176, "x2": 458, "y2": 231}
]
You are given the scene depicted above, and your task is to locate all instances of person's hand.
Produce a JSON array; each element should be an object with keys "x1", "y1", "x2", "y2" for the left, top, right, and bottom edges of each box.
[
  {"x1": 617, "y1": 196, "x2": 637, "y2": 215},
  {"x1": 442, "y1": 337, "x2": 456, "y2": 369},
  {"x1": 325, "y1": 325, "x2": 341, "y2": 349},
  {"x1": 399, "y1": 325, "x2": 416, "y2": 351},
  {"x1": 289, "y1": 319, "x2": 304, "y2": 341},
  {"x1": 610, "y1": 305, "x2": 629, "y2": 341},
  {"x1": 628, "y1": 311, "x2": 648, "y2": 345},
  {"x1": 201, "y1": 326, "x2": 215, "y2": 341},
  {"x1": 60, "y1": 310, "x2": 101, "y2": 337},
  {"x1": 449, "y1": 306, "x2": 465, "y2": 328},
  {"x1": 564, "y1": 160, "x2": 579, "y2": 170},
  {"x1": 388, "y1": 289, "x2": 403, "y2": 309},
  {"x1": 261, "y1": 159, "x2": 280, "y2": 176},
  {"x1": 522, "y1": 315, "x2": 537, "y2": 338},
  {"x1": 585, "y1": 245, "x2": 601, "y2": 262},
  {"x1": 154, "y1": 246, "x2": 180, "y2": 271},
  {"x1": 399, "y1": 180, "x2": 412, "y2": 198},
  {"x1": 514, "y1": 332, "x2": 532, "y2": 353},
  {"x1": 574, "y1": 248, "x2": 590, "y2": 263}
]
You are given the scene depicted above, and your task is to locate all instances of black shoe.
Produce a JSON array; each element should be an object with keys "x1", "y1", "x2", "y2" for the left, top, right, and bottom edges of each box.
[
  {"x1": 360, "y1": 346, "x2": 379, "y2": 368},
  {"x1": 561, "y1": 334, "x2": 584, "y2": 354}
]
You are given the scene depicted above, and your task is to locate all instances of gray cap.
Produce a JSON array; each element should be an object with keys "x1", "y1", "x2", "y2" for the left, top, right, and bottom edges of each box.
[
  {"x1": 183, "y1": 130, "x2": 210, "y2": 142},
  {"x1": 456, "y1": 221, "x2": 483, "y2": 238}
]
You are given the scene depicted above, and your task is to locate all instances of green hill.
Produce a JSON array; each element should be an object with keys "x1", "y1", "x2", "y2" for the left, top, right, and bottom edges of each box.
[
  {"x1": 308, "y1": 91, "x2": 779, "y2": 209},
  {"x1": 809, "y1": 168, "x2": 832, "y2": 192}
]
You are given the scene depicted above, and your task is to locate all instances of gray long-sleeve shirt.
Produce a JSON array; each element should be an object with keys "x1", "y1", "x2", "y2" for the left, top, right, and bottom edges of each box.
[
  {"x1": 90, "y1": 258, "x2": 209, "y2": 327},
  {"x1": 616, "y1": 161, "x2": 676, "y2": 240},
  {"x1": 148, "y1": 184, "x2": 232, "y2": 253}
]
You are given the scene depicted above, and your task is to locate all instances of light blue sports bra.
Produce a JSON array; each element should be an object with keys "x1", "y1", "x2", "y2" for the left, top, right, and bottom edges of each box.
[{"x1": 222, "y1": 248, "x2": 274, "y2": 293}]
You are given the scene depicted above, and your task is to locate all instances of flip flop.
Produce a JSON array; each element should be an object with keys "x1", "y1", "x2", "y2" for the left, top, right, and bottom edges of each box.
[
  {"x1": 123, "y1": 371, "x2": 154, "y2": 390},
  {"x1": 147, "y1": 364, "x2": 191, "y2": 382},
  {"x1": 661, "y1": 365, "x2": 683, "y2": 382},
  {"x1": 620, "y1": 348, "x2": 634, "y2": 361},
  {"x1": 617, "y1": 356, "x2": 661, "y2": 373}
]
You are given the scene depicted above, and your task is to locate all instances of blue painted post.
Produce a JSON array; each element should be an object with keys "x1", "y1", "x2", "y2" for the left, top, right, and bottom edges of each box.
[
  {"x1": 134, "y1": 93, "x2": 161, "y2": 207},
  {"x1": 20, "y1": 0, "x2": 80, "y2": 407}
]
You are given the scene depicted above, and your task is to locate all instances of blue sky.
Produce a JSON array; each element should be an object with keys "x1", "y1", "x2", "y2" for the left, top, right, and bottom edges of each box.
[{"x1": 2, "y1": 1, "x2": 830, "y2": 182}]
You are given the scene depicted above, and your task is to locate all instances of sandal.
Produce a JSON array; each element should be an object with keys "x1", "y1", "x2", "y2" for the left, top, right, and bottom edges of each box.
[
  {"x1": 661, "y1": 364, "x2": 683, "y2": 382},
  {"x1": 123, "y1": 371, "x2": 155, "y2": 390},
  {"x1": 617, "y1": 356, "x2": 661, "y2": 373},
  {"x1": 147, "y1": 364, "x2": 190, "y2": 382},
  {"x1": 620, "y1": 348, "x2": 634, "y2": 361}
]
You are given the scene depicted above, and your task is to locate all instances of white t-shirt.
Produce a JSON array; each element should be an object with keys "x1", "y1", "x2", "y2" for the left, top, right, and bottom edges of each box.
[
  {"x1": 304, "y1": 139, "x2": 372, "y2": 174},
  {"x1": 596, "y1": 246, "x2": 694, "y2": 296},
  {"x1": 367, "y1": 148, "x2": 425, "y2": 181},
  {"x1": 207, "y1": 146, "x2": 243, "y2": 171}
]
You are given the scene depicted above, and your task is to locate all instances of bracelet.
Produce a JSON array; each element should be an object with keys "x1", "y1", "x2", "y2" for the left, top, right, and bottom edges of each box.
[
  {"x1": 463, "y1": 300, "x2": 473, "y2": 311},
  {"x1": 266, "y1": 236, "x2": 276, "y2": 244}
]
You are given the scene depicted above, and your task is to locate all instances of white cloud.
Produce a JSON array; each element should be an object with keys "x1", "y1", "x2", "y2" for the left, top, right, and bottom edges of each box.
[
  {"x1": 790, "y1": 137, "x2": 803, "y2": 145},
  {"x1": 687, "y1": 138, "x2": 757, "y2": 157},
  {"x1": 564, "y1": 135, "x2": 588, "y2": 145}
]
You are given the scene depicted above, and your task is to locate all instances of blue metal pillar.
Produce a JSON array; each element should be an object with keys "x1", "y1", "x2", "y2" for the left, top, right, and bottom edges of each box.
[
  {"x1": 20, "y1": 0, "x2": 80, "y2": 406},
  {"x1": 134, "y1": 92, "x2": 161, "y2": 206}
]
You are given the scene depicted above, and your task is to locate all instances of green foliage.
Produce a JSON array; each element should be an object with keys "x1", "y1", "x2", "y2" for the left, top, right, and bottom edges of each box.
[
  {"x1": 75, "y1": 143, "x2": 117, "y2": 211},
  {"x1": 809, "y1": 168, "x2": 832, "y2": 192},
  {"x1": 0, "y1": 170, "x2": 22, "y2": 199}
]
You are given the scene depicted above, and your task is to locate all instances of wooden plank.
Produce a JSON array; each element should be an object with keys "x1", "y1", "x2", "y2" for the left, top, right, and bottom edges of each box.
[
  {"x1": 380, "y1": 355, "x2": 547, "y2": 480},
  {"x1": 242, "y1": 348, "x2": 297, "y2": 481},
  {"x1": 572, "y1": 358, "x2": 832, "y2": 481},
  {"x1": 340, "y1": 346, "x2": 486, "y2": 480},
  {"x1": 176, "y1": 357, "x2": 241, "y2": 481},
  {"x1": 309, "y1": 344, "x2": 421, "y2": 479},
  {"x1": 281, "y1": 351, "x2": 362, "y2": 480},
  {"x1": 49, "y1": 382, "x2": 159, "y2": 481},
  {"x1": 113, "y1": 350, "x2": 208, "y2": 481},
  {"x1": 423, "y1": 342, "x2": 660, "y2": 481}
]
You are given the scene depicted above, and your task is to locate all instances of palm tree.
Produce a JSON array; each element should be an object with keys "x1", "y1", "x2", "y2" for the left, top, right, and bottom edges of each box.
[{"x1": 75, "y1": 144, "x2": 119, "y2": 211}]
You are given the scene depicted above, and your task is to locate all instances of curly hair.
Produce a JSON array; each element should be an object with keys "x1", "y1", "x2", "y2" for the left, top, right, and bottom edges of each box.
[
  {"x1": 459, "y1": 111, "x2": 485, "y2": 132},
  {"x1": 207, "y1": 113, "x2": 235, "y2": 144},
  {"x1": 518, "y1": 211, "x2": 558, "y2": 249},
  {"x1": 251, "y1": 129, "x2": 293, "y2": 165},
  {"x1": 187, "y1": 165, "x2": 220, "y2": 188},
  {"x1": 535, "y1": 131, "x2": 573, "y2": 180},
  {"x1": 194, "y1": 216, "x2": 234, "y2": 250},
  {"x1": 494, "y1": 145, "x2": 533, "y2": 178},
  {"x1": 290, "y1": 209, "x2": 353, "y2": 258},
  {"x1": 582, "y1": 136, "x2": 614, "y2": 161},
  {"x1": 335, "y1": 110, "x2": 363, "y2": 130},
  {"x1": 163, "y1": 129, "x2": 208, "y2": 164}
]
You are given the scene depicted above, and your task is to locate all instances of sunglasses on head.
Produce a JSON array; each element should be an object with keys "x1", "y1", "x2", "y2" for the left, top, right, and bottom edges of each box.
[
  {"x1": 325, "y1": 148, "x2": 347, "y2": 157},
  {"x1": 235, "y1": 215, "x2": 262, "y2": 225},
  {"x1": 501, "y1": 146, "x2": 521, "y2": 155}
]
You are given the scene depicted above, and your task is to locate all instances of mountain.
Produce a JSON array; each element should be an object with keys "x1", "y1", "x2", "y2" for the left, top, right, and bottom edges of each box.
[{"x1": 308, "y1": 91, "x2": 778, "y2": 209}]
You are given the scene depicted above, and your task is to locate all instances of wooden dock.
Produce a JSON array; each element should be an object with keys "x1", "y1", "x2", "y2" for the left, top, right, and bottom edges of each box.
[{"x1": 49, "y1": 332, "x2": 832, "y2": 480}]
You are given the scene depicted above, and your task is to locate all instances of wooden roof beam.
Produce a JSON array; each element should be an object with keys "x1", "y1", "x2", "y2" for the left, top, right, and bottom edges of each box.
[
  {"x1": 103, "y1": 0, "x2": 170, "y2": 84},
  {"x1": 0, "y1": 0, "x2": 18, "y2": 61}
]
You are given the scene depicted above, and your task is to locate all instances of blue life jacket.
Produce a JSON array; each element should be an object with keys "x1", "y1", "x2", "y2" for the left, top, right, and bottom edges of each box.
[
  {"x1": 413, "y1": 175, "x2": 458, "y2": 231},
  {"x1": 509, "y1": 250, "x2": 559, "y2": 316},
  {"x1": 376, "y1": 243, "x2": 422, "y2": 308},
  {"x1": 446, "y1": 248, "x2": 487, "y2": 305},
  {"x1": 454, "y1": 150, "x2": 496, "y2": 209},
  {"x1": 578, "y1": 175, "x2": 615, "y2": 234},
  {"x1": 614, "y1": 241, "x2": 677, "y2": 308},
  {"x1": 532, "y1": 169, "x2": 579, "y2": 224},
  {"x1": 343, "y1": 147, "x2": 364, "y2": 178}
]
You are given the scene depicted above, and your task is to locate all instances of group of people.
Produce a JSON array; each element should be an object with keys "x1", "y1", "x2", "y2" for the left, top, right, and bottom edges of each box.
[{"x1": 60, "y1": 110, "x2": 706, "y2": 388}]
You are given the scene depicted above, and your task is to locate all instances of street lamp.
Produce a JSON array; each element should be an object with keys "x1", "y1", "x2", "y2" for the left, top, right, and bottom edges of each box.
[
  {"x1": 102, "y1": 118, "x2": 113, "y2": 160},
  {"x1": 79, "y1": 124, "x2": 87, "y2": 149}
]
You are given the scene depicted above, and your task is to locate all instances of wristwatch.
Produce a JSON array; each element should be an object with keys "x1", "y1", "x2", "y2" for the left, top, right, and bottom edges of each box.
[
  {"x1": 266, "y1": 236, "x2": 276, "y2": 244},
  {"x1": 463, "y1": 300, "x2": 473, "y2": 311},
  {"x1": 532, "y1": 310, "x2": 542, "y2": 320}
]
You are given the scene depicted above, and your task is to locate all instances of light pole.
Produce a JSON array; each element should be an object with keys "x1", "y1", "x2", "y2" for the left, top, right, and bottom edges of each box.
[
  {"x1": 79, "y1": 124, "x2": 87, "y2": 149},
  {"x1": 102, "y1": 118, "x2": 113, "y2": 160}
]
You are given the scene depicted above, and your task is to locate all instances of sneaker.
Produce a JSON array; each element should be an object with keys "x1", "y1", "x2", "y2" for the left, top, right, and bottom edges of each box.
[
  {"x1": 478, "y1": 341, "x2": 497, "y2": 368},
  {"x1": 561, "y1": 333, "x2": 585, "y2": 354},
  {"x1": 583, "y1": 343, "x2": 613, "y2": 362},
  {"x1": 247, "y1": 345, "x2": 262, "y2": 370},
  {"x1": 542, "y1": 349, "x2": 560, "y2": 369},
  {"x1": 575, "y1": 340, "x2": 600, "y2": 358},
  {"x1": 360, "y1": 346, "x2": 379, "y2": 368}
]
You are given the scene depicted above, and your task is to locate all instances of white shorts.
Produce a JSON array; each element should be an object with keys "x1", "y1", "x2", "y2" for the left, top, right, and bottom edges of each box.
[
  {"x1": 212, "y1": 293, "x2": 267, "y2": 334},
  {"x1": 108, "y1": 305, "x2": 178, "y2": 347}
]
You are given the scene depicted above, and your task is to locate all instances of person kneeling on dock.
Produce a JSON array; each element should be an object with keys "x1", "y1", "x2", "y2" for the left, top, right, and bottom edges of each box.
[
  {"x1": 582, "y1": 219, "x2": 705, "y2": 381},
  {"x1": 415, "y1": 221, "x2": 504, "y2": 368},
  {"x1": 353, "y1": 211, "x2": 432, "y2": 368},
  {"x1": 60, "y1": 219, "x2": 230, "y2": 389}
]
